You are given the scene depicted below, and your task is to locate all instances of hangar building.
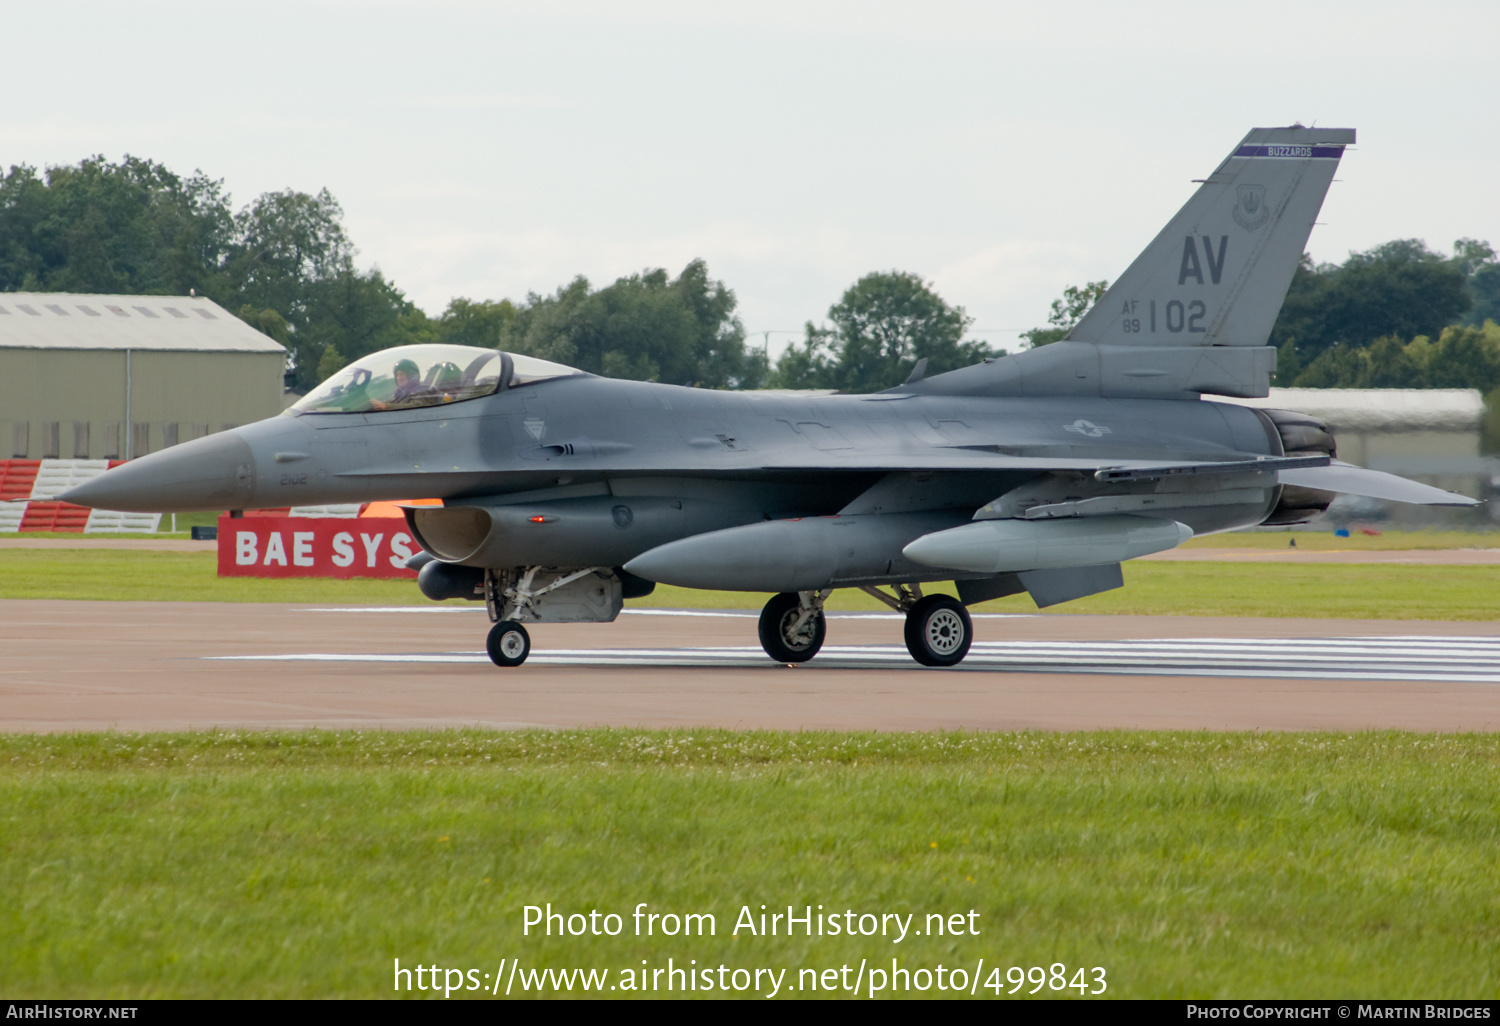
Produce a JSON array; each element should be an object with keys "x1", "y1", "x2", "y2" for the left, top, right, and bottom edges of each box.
[
  {"x1": 0, "y1": 293, "x2": 286, "y2": 461},
  {"x1": 1225, "y1": 387, "x2": 1496, "y2": 525},
  {"x1": 1224, "y1": 388, "x2": 1489, "y2": 490}
]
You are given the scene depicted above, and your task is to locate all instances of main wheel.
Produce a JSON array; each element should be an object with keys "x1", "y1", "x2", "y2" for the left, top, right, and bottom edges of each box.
[
  {"x1": 486, "y1": 620, "x2": 531, "y2": 667},
  {"x1": 904, "y1": 595, "x2": 973, "y2": 667},
  {"x1": 758, "y1": 592, "x2": 826, "y2": 663}
]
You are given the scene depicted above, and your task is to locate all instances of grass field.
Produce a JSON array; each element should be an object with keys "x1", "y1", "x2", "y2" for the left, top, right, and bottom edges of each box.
[
  {"x1": 1, "y1": 729, "x2": 1496, "y2": 999},
  {"x1": 1181, "y1": 529, "x2": 1500, "y2": 551},
  {"x1": 3, "y1": 547, "x2": 1500, "y2": 619}
]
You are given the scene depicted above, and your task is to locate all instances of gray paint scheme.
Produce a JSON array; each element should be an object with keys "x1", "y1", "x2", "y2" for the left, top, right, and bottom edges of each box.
[{"x1": 58, "y1": 126, "x2": 1479, "y2": 663}]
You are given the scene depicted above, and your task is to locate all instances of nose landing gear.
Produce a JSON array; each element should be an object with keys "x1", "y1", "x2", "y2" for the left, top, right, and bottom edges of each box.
[
  {"x1": 758, "y1": 590, "x2": 828, "y2": 662},
  {"x1": 487, "y1": 620, "x2": 531, "y2": 667},
  {"x1": 481, "y1": 565, "x2": 613, "y2": 668}
]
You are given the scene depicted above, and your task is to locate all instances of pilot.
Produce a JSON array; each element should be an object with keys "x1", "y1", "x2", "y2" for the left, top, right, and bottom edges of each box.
[{"x1": 370, "y1": 359, "x2": 431, "y2": 411}]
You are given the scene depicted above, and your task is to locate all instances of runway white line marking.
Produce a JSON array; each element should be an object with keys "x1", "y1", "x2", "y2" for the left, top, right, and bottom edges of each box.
[
  {"x1": 209, "y1": 636, "x2": 1500, "y2": 682},
  {"x1": 301, "y1": 606, "x2": 1034, "y2": 620}
]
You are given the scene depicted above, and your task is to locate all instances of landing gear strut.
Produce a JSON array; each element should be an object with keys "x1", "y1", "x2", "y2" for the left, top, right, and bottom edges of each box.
[{"x1": 758, "y1": 590, "x2": 828, "y2": 663}]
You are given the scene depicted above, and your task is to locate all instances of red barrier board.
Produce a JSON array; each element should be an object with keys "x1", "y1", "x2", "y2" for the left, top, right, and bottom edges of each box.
[
  {"x1": 216, "y1": 515, "x2": 420, "y2": 579},
  {"x1": 0, "y1": 461, "x2": 42, "y2": 501},
  {"x1": 21, "y1": 501, "x2": 91, "y2": 532}
]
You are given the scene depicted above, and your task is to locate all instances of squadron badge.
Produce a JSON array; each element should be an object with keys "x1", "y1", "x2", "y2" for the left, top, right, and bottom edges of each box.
[{"x1": 1232, "y1": 184, "x2": 1269, "y2": 231}]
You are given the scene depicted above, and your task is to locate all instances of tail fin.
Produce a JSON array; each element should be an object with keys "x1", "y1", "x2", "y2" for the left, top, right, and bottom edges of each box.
[
  {"x1": 1067, "y1": 125, "x2": 1355, "y2": 350},
  {"x1": 911, "y1": 126, "x2": 1354, "y2": 400}
]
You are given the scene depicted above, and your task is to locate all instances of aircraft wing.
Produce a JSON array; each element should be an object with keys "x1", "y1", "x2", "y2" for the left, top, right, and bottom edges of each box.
[
  {"x1": 330, "y1": 444, "x2": 1319, "y2": 479},
  {"x1": 751, "y1": 451, "x2": 1328, "y2": 475}
]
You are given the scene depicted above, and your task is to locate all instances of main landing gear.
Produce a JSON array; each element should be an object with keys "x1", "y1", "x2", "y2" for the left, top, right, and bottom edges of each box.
[
  {"x1": 902, "y1": 594, "x2": 973, "y2": 667},
  {"x1": 755, "y1": 585, "x2": 975, "y2": 667}
]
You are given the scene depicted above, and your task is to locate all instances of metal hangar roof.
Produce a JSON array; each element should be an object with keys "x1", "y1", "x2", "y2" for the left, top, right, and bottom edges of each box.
[{"x1": 0, "y1": 293, "x2": 286, "y2": 353}]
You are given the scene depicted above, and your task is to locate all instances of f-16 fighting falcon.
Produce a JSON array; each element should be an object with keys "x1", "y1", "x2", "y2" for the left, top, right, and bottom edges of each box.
[{"x1": 62, "y1": 126, "x2": 1477, "y2": 667}]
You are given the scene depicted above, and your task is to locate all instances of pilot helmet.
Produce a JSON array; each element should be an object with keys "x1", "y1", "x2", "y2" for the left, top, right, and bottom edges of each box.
[{"x1": 394, "y1": 358, "x2": 421, "y2": 382}]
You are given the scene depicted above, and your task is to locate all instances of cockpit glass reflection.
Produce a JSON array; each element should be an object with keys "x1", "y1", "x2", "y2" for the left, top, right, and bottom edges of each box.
[{"x1": 292, "y1": 345, "x2": 584, "y2": 414}]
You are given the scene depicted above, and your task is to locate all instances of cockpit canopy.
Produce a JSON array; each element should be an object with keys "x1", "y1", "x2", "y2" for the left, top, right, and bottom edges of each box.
[{"x1": 291, "y1": 345, "x2": 583, "y2": 414}]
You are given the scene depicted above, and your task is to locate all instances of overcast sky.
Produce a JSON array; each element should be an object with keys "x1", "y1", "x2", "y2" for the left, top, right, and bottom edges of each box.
[{"x1": 5, "y1": 1, "x2": 1496, "y2": 354}]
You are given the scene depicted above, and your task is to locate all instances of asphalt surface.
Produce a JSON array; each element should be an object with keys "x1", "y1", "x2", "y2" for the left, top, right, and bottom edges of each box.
[{"x1": 5, "y1": 600, "x2": 1499, "y2": 733}]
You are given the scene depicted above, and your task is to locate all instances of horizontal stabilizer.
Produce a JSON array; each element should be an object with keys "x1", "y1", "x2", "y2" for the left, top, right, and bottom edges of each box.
[{"x1": 1278, "y1": 463, "x2": 1479, "y2": 506}]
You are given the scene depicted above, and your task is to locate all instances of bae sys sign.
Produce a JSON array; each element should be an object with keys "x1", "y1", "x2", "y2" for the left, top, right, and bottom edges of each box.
[{"x1": 216, "y1": 515, "x2": 419, "y2": 579}]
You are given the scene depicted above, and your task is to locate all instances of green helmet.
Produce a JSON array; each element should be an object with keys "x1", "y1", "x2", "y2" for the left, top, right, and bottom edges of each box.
[{"x1": 394, "y1": 359, "x2": 421, "y2": 381}]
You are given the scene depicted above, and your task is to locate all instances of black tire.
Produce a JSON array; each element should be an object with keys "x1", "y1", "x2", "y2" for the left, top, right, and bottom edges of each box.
[
  {"x1": 904, "y1": 595, "x2": 972, "y2": 667},
  {"x1": 486, "y1": 620, "x2": 531, "y2": 667},
  {"x1": 758, "y1": 592, "x2": 826, "y2": 663}
]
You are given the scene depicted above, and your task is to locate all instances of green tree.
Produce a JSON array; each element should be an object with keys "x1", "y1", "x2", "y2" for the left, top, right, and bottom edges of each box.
[
  {"x1": 771, "y1": 271, "x2": 990, "y2": 392},
  {"x1": 435, "y1": 297, "x2": 516, "y2": 349},
  {"x1": 1453, "y1": 239, "x2": 1500, "y2": 328},
  {"x1": 225, "y1": 188, "x2": 352, "y2": 315},
  {"x1": 1424, "y1": 323, "x2": 1500, "y2": 391},
  {"x1": 1358, "y1": 334, "x2": 1422, "y2": 388},
  {"x1": 236, "y1": 306, "x2": 291, "y2": 346},
  {"x1": 1019, "y1": 280, "x2": 1109, "y2": 348},
  {"x1": 315, "y1": 344, "x2": 348, "y2": 382},
  {"x1": 1286, "y1": 322, "x2": 1500, "y2": 393},
  {"x1": 1273, "y1": 338, "x2": 1302, "y2": 385},
  {"x1": 1271, "y1": 240, "x2": 1473, "y2": 358},
  {"x1": 501, "y1": 260, "x2": 762, "y2": 388},
  {"x1": 1469, "y1": 264, "x2": 1500, "y2": 327},
  {"x1": 288, "y1": 268, "x2": 433, "y2": 388},
  {"x1": 0, "y1": 156, "x2": 233, "y2": 297},
  {"x1": 1290, "y1": 343, "x2": 1365, "y2": 388},
  {"x1": 0, "y1": 157, "x2": 437, "y2": 389},
  {"x1": 221, "y1": 188, "x2": 438, "y2": 388}
]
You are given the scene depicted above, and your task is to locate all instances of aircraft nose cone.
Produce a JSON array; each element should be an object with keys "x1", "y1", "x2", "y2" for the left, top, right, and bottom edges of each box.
[{"x1": 59, "y1": 431, "x2": 258, "y2": 512}]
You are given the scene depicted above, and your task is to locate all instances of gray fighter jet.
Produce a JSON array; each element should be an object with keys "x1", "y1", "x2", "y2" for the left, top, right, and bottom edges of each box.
[{"x1": 62, "y1": 126, "x2": 1478, "y2": 667}]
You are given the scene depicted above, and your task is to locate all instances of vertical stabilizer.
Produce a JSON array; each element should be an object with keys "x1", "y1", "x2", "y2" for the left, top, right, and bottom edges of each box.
[
  {"x1": 909, "y1": 126, "x2": 1355, "y2": 400},
  {"x1": 1067, "y1": 126, "x2": 1354, "y2": 349}
]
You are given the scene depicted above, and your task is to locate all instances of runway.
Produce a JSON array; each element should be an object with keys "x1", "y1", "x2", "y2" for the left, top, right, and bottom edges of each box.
[
  {"x1": 5, "y1": 600, "x2": 1500, "y2": 733},
  {"x1": 218, "y1": 619, "x2": 1500, "y2": 683}
]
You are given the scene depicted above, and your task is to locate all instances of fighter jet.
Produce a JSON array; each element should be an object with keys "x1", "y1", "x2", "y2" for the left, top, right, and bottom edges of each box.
[{"x1": 62, "y1": 126, "x2": 1477, "y2": 668}]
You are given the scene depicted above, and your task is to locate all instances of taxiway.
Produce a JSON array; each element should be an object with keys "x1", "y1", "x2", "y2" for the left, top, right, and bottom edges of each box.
[{"x1": 4, "y1": 600, "x2": 1498, "y2": 733}]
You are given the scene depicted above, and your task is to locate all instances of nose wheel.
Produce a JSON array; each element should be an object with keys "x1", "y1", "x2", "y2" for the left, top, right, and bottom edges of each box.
[
  {"x1": 904, "y1": 595, "x2": 973, "y2": 667},
  {"x1": 758, "y1": 592, "x2": 827, "y2": 663},
  {"x1": 487, "y1": 620, "x2": 531, "y2": 667}
]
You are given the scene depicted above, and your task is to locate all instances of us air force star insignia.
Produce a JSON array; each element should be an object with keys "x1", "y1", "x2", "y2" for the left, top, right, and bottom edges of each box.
[
  {"x1": 1233, "y1": 184, "x2": 1269, "y2": 231},
  {"x1": 1064, "y1": 419, "x2": 1111, "y2": 438},
  {"x1": 523, "y1": 418, "x2": 546, "y2": 441}
]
